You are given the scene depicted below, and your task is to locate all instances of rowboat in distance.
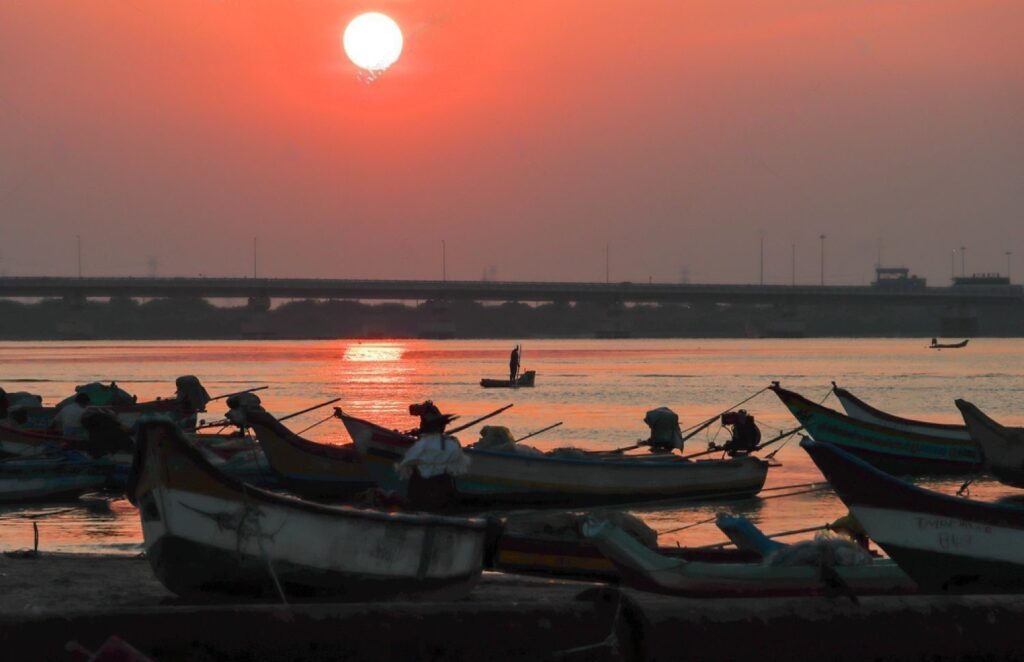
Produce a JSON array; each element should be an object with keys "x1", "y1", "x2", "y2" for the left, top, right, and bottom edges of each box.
[
  {"x1": 126, "y1": 419, "x2": 488, "y2": 600},
  {"x1": 956, "y1": 400, "x2": 1024, "y2": 488},
  {"x1": 0, "y1": 454, "x2": 112, "y2": 502},
  {"x1": 245, "y1": 409, "x2": 374, "y2": 499},
  {"x1": 802, "y1": 436, "x2": 1024, "y2": 593},
  {"x1": 480, "y1": 370, "x2": 536, "y2": 389},
  {"x1": 771, "y1": 383, "x2": 981, "y2": 475},
  {"x1": 582, "y1": 518, "x2": 915, "y2": 597},
  {"x1": 340, "y1": 411, "x2": 769, "y2": 508},
  {"x1": 831, "y1": 383, "x2": 971, "y2": 442},
  {"x1": 930, "y1": 338, "x2": 969, "y2": 350}
]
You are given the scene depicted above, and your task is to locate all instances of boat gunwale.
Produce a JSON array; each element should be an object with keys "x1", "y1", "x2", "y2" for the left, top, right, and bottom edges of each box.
[{"x1": 833, "y1": 384, "x2": 966, "y2": 433}]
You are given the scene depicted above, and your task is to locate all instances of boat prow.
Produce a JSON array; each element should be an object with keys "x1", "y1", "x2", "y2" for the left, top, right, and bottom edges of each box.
[
  {"x1": 127, "y1": 418, "x2": 487, "y2": 600},
  {"x1": 956, "y1": 399, "x2": 1024, "y2": 488}
]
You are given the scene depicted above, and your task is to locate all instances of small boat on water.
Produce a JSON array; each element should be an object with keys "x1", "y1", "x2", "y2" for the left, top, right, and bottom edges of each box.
[
  {"x1": 340, "y1": 411, "x2": 769, "y2": 508},
  {"x1": 956, "y1": 400, "x2": 1024, "y2": 488},
  {"x1": 480, "y1": 370, "x2": 536, "y2": 389},
  {"x1": 0, "y1": 454, "x2": 111, "y2": 502},
  {"x1": 126, "y1": 418, "x2": 488, "y2": 600},
  {"x1": 246, "y1": 409, "x2": 374, "y2": 498},
  {"x1": 929, "y1": 338, "x2": 969, "y2": 350},
  {"x1": 582, "y1": 518, "x2": 915, "y2": 597},
  {"x1": 831, "y1": 383, "x2": 971, "y2": 442},
  {"x1": 802, "y1": 436, "x2": 1024, "y2": 593},
  {"x1": 771, "y1": 383, "x2": 981, "y2": 475}
]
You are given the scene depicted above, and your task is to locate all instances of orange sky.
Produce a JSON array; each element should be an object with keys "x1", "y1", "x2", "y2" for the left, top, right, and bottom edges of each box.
[{"x1": 2, "y1": 1, "x2": 1022, "y2": 284}]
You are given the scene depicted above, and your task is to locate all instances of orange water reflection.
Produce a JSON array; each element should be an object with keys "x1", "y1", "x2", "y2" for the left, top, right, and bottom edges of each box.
[{"x1": 1, "y1": 338, "x2": 1023, "y2": 552}]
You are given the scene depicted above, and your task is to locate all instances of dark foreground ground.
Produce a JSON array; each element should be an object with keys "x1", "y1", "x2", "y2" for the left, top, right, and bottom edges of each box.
[{"x1": 2, "y1": 553, "x2": 1024, "y2": 661}]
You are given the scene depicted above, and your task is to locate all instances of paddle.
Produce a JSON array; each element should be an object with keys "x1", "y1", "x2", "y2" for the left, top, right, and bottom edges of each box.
[
  {"x1": 207, "y1": 386, "x2": 269, "y2": 402},
  {"x1": 514, "y1": 421, "x2": 562, "y2": 443},
  {"x1": 680, "y1": 425, "x2": 804, "y2": 460},
  {"x1": 195, "y1": 397, "x2": 341, "y2": 430},
  {"x1": 448, "y1": 403, "x2": 514, "y2": 435}
]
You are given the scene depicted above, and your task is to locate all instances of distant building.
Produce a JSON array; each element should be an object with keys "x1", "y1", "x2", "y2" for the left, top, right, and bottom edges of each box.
[{"x1": 872, "y1": 267, "x2": 926, "y2": 290}]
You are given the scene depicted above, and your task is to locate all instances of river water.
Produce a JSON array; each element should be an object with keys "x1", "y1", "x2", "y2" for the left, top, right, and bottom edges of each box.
[{"x1": 2, "y1": 338, "x2": 1022, "y2": 554}]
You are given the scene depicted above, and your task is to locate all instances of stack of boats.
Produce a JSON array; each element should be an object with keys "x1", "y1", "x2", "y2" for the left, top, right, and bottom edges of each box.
[{"x1": 7, "y1": 373, "x2": 1024, "y2": 603}]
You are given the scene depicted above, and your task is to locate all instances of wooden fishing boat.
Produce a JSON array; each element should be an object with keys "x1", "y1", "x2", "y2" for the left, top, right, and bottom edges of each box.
[
  {"x1": 126, "y1": 419, "x2": 488, "y2": 600},
  {"x1": 582, "y1": 518, "x2": 915, "y2": 597},
  {"x1": 802, "y1": 436, "x2": 1024, "y2": 593},
  {"x1": 246, "y1": 410, "x2": 374, "y2": 498},
  {"x1": 340, "y1": 412, "x2": 769, "y2": 508},
  {"x1": 956, "y1": 400, "x2": 1024, "y2": 488},
  {"x1": 831, "y1": 383, "x2": 971, "y2": 442},
  {"x1": 771, "y1": 384, "x2": 981, "y2": 475},
  {"x1": 480, "y1": 370, "x2": 536, "y2": 389},
  {"x1": 930, "y1": 339, "x2": 969, "y2": 349},
  {"x1": 6, "y1": 398, "x2": 188, "y2": 432},
  {"x1": 0, "y1": 455, "x2": 111, "y2": 502}
]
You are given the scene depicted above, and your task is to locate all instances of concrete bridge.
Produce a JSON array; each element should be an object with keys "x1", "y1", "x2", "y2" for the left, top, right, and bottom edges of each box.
[{"x1": 0, "y1": 276, "x2": 1021, "y2": 306}]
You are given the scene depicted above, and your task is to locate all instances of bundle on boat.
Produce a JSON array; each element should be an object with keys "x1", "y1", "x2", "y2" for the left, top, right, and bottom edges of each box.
[{"x1": 126, "y1": 417, "x2": 489, "y2": 601}]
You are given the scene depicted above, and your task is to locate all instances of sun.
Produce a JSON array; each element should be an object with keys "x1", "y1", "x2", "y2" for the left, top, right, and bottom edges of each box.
[{"x1": 343, "y1": 13, "x2": 403, "y2": 72}]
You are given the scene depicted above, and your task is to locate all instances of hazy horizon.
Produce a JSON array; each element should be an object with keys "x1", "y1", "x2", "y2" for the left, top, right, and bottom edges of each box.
[{"x1": 2, "y1": 1, "x2": 1022, "y2": 286}]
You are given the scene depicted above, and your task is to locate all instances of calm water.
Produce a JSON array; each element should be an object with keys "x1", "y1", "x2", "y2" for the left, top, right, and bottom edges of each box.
[{"x1": 2, "y1": 338, "x2": 1023, "y2": 554}]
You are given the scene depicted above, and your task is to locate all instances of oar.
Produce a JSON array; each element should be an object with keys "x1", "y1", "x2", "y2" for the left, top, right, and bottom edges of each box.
[
  {"x1": 514, "y1": 421, "x2": 562, "y2": 443},
  {"x1": 692, "y1": 523, "x2": 831, "y2": 550},
  {"x1": 447, "y1": 403, "x2": 514, "y2": 435},
  {"x1": 195, "y1": 397, "x2": 341, "y2": 430},
  {"x1": 207, "y1": 386, "x2": 269, "y2": 402},
  {"x1": 680, "y1": 425, "x2": 804, "y2": 460}
]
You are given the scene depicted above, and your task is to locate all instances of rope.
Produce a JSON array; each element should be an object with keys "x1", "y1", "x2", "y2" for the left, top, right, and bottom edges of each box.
[
  {"x1": 678, "y1": 386, "x2": 770, "y2": 434},
  {"x1": 296, "y1": 413, "x2": 335, "y2": 436},
  {"x1": 654, "y1": 484, "x2": 831, "y2": 535},
  {"x1": 548, "y1": 589, "x2": 623, "y2": 659},
  {"x1": 241, "y1": 485, "x2": 289, "y2": 607}
]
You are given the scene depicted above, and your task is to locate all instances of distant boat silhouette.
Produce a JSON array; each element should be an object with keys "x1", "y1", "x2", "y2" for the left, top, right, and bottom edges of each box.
[
  {"x1": 480, "y1": 370, "x2": 536, "y2": 389},
  {"x1": 929, "y1": 338, "x2": 969, "y2": 349}
]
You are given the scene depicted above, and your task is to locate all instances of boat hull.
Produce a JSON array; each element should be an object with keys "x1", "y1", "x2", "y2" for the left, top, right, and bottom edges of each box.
[
  {"x1": 0, "y1": 457, "x2": 110, "y2": 502},
  {"x1": 584, "y1": 520, "x2": 915, "y2": 597},
  {"x1": 343, "y1": 414, "x2": 768, "y2": 507},
  {"x1": 832, "y1": 385, "x2": 970, "y2": 442},
  {"x1": 772, "y1": 385, "x2": 981, "y2": 475},
  {"x1": 130, "y1": 421, "x2": 487, "y2": 600},
  {"x1": 480, "y1": 371, "x2": 536, "y2": 389},
  {"x1": 802, "y1": 437, "x2": 1024, "y2": 593},
  {"x1": 248, "y1": 413, "x2": 374, "y2": 499}
]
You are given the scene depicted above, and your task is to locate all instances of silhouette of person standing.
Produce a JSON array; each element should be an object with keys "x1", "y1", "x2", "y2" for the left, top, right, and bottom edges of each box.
[{"x1": 509, "y1": 345, "x2": 521, "y2": 384}]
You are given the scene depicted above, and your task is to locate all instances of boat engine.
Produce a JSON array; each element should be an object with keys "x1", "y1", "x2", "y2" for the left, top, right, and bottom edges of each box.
[{"x1": 717, "y1": 410, "x2": 761, "y2": 456}]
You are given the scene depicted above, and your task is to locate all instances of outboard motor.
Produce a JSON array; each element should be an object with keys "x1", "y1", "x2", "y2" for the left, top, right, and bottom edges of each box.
[
  {"x1": 175, "y1": 376, "x2": 211, "y2": 413},
  {"x1": 224, "y1": 392, "x2": 264, "y2": 428},
  {"x1": 718, "y1": 410, "x2": 761, "y2": 456},
  {"x1": 643, "y1": 407, "x2": 683, "y2": 453}
]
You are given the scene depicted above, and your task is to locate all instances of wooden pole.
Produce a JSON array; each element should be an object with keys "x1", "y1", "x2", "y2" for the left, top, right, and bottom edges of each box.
[
  {"x1": 514, "y1": 421, "x2": 562, "y2": 443},
  {"x1": 447, "y1": 403, "x2": 514, "y2": 435}
]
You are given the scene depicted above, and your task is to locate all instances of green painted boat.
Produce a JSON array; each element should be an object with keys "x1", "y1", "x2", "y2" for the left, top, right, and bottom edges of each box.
[{"x1": 770, "y1": 383, "x2": 981, "y2": 475}]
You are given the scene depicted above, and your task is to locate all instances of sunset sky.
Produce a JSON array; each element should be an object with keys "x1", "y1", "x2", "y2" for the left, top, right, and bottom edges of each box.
[{"x1": 2, "y1": 1, "x2": 1021, "y2": 285}]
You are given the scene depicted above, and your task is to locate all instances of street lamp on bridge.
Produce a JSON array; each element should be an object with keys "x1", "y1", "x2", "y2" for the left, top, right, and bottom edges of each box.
[{"x1": 819, "y1": 234, "x2": 826, "y2": 286}]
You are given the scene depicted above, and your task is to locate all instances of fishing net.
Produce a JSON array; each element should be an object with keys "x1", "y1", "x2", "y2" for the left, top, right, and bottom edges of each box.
[
  {"x1": 503, "y1": 511, "x2": 658, "y2": 549},
  {"x1": 764, "y1": 532, "x2": 872, "y2": 567}
]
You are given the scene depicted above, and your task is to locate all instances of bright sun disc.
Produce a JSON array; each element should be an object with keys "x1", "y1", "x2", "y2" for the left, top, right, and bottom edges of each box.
[{"x1": 343, "y1": 12, "x2": 403, "y2": 72}]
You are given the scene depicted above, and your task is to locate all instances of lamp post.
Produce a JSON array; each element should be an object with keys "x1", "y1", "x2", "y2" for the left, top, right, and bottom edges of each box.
[
  {"x1": 819, "y1": 234, "x2": 826, "y2": 286},
  {"x1": 791, "y1": 243, "x2": 796, "y2": 286},
  {"x1": 960, "y1": 245, "x2": 966, "y2": 277},
  {"x1": 442, "y1": 240, "x2": 447, "y2": 282},
  {"x1": 1007, "y1": 251, "x2": 1013, "y2": 281}
]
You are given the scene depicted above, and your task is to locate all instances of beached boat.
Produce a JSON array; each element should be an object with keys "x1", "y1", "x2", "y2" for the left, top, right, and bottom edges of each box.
[
  {"x1": 771, "y1": 383, "x2": 981, "y2": 475},
  {"x1": 930, "y1": 339, "x2": 969, "y2": 349},
  {"x1": 831, "y1": 383, "x2": 971, "y2": 442},
  {"x1": 246, "y1": 410, "x2": 374, "y2": 498},
  {"x1": 802, "y1": 436, "x2": 1024, "y2": 593},
  {"x1": 956, "y1": 400, "x2": 1024, "y2": 488},
  {"x1": 582, "y1": 518, "x2": 915, "y2": 597},
  {"x1": 480, "y1": 371, "x2": 536, "y2": 389},
  {"x1": 491, "y1": 511, "x2": 758, "y2": 581},
  {"x1": 0, "y1": 454, "x2": 111, "y2": 502},
  {"x1": 127, "y1": 418, "x2": 487, "y2": 600},
  {"x1": 340, "y1": 412, "x2": 769, "y2": 508}
]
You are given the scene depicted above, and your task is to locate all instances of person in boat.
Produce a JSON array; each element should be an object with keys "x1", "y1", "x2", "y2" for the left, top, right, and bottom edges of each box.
[
  {"x1": 399, "y1": 402, "x2": 470, "y2": 511},
  {"x1": 715, "y1": 410, "x2": 761, "y2": 456},
  {"x1": 51, "y1": 391, "x2": 91, "y2": 439},
  {"x1": 930, "y1": 337, "x2": 938, "y2": 346},
  {"x1": 509, "y1": 345, "x2": 521, "y2": 384}
]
